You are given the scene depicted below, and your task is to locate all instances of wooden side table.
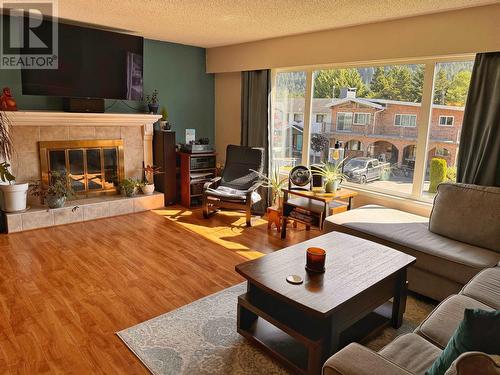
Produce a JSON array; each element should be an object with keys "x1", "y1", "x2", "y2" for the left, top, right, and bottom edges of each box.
[{"x1": 280, "y1": 188, "x2": 357, "y2": 239}]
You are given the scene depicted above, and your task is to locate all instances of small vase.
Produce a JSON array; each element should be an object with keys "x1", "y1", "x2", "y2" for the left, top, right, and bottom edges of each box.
[
  {"x1": 148, "y1": 103, "x2": 159, "y2": 114},
  {"x1": 141, "y1": 183, "x2": 155, "y2": 195},
  {"x1": 46, "y1": 195, "x2": 66, "y2": 209}
]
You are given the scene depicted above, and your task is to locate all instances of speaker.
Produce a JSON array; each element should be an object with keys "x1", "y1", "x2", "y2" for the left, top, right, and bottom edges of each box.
[{"x1": 63, "y1": 98, "x2": 105, "y2": 113}]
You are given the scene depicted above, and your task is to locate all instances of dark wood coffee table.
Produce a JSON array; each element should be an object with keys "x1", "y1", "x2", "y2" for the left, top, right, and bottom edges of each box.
[{"x1": 235, "y1": 232, "x2": 416, "y2": 375}]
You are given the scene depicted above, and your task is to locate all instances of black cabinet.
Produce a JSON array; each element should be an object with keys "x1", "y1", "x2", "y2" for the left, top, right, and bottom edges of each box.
[{"x1": 153, "y1": 130, "x2": 177, "y2": 205}]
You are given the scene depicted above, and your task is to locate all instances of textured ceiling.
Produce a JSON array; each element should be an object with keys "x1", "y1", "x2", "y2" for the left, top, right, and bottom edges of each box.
[{"x1": 55, "y1": 0, "x2": 498, "y2": 48}]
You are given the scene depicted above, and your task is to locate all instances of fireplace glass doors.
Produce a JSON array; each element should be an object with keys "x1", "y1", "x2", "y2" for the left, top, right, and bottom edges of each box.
[{"x1": 39, "y1": 140, "x2": 125, "y2": 196}]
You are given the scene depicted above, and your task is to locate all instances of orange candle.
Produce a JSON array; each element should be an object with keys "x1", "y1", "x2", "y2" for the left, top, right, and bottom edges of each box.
[{"x1": 306, "y1": 247, "x2": 326, "y2": 273}]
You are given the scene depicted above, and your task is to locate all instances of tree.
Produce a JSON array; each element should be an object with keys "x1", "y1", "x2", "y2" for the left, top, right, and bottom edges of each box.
[
  {"x1": 368, "y1": 67, "x2": 395, "y2": 99},
  {"x1": 410, "y1": 65, "x2": 425, "y2": 102},
  {"x1": 313, "y1": 69, "x2": 368, "y2": 98},
  {"x1": 433, "y1": 69, "x2": 449, "y2": 105},
  {"x1": 428, "y1": 158, "x2": 447, "y2": 193},
  {"x1": 310, "y1": 134, "x2": 330, "y2": 163},
  {"x1": 389, "y1": 66, "x2": 413, "y2": 101},
  {"x1": 445, "y1": 70, "x2": 471, "y2": 106}
]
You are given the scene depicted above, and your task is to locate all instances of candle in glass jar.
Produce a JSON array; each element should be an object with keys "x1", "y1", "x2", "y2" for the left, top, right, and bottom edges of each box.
[{"x1": 306, "y1": 247, "x2": 326, "y2": 273}]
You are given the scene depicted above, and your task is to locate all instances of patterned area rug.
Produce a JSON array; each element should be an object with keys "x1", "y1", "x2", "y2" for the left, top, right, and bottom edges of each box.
[{"x1": 117, "y1": 283, "x2": 435, "y2": 375}]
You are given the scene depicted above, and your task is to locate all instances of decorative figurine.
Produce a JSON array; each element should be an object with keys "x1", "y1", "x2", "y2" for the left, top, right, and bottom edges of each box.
[{"x1": 0, "y1": 87, "x2": 18, "y2": 111}]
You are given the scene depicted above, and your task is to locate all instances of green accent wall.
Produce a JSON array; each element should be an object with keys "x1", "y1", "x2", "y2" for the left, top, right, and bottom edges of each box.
[{"x1": 0, "y1": 38, "x2": 214, "y2": 143}]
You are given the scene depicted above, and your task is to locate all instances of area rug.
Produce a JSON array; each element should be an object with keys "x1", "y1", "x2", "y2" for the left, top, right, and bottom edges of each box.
[{"x1": 117, "y1": 283, "x2": 435, "y2": 375}]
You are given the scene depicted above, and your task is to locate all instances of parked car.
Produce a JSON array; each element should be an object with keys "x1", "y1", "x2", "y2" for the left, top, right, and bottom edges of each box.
[{"x1": 344, "y1": 157, "x2": 390, "y2": 184}]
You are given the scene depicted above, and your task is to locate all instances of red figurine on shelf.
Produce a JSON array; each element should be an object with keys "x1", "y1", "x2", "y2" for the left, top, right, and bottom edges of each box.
[{"x1": 0, "y1": 87, "x2": 18, "y2": 111}]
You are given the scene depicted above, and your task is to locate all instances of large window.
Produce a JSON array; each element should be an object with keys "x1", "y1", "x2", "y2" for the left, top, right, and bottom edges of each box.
[
  {"x1": 272, "y1": 71, "x2": 306, "y2": 173},
  {"x1": 422, "y1": 61, "x2": 473, "y2": 200},
  {"x1": 307, "y1": 64, "x2": 424, "y2": 196},
  {"x1": 271, "y1": 57, "x2": 474, "y2": 201}
]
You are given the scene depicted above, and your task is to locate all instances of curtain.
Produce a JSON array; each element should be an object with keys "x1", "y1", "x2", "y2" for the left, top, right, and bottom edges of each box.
[
  {"x1": 456, "y1": 52, "x2": 500, "y2": 187},
  {"x1": 241, "y1": 70, "x2": 272, "y2": 212}
]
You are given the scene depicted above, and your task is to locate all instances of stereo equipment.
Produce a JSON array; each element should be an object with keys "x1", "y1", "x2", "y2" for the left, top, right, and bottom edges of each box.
[{"x1": 190, "y1": 156, "x2": 215, "y2": 170}]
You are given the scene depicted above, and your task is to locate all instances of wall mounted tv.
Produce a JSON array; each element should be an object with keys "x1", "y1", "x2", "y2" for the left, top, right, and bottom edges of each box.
[{"x1": 21, "y1": 21, "x2": 144, "y2": 101}]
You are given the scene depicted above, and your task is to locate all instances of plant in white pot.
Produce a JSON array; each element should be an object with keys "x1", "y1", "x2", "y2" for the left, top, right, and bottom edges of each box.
[
  {"x1": 141, "y1": 165, "x2": 162, "y2": 195},
  {"x1": 313, "y1": 159, "x2": 347, "y2": 193},
  {"x1": 0, "y1": 112, "x2": 29, "y2": 212},
  {"x1": 0, "y1": 162, "x2": 29, "y2": 212}
]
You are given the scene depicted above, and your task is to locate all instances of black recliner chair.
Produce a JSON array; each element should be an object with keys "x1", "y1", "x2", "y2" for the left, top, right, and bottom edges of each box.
[{"x1": 202, "y1": 145, "x2": 264, "y2": 227}]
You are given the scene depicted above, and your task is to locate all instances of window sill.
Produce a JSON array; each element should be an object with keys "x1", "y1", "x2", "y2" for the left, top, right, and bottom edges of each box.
[{"x1": 341, "y1": 183, "x2": 433, "y2": 217}]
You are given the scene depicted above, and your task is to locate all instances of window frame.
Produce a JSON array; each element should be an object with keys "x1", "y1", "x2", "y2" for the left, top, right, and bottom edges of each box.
[
  {"x1": 394, "y1": 114, "x2": 417, "y2": 127},
  {"x1": 315, "y1": 113, "x2": 327, "y2": 123},
  {"x1": 439, "y1": 115, "x2": 454, "y2": 126},
  {"x1": 353, "y1": 112, "x2": 371, "y2": 125},
  {"x1": 270, "y1": 55, "x2": 475, "y2": 203},
  {"x1": 336, "y1": 112, "x2": 353, "y2": 132},
  {"x1": 293, "y1": 112, "x2": 304, "y2": 123}
]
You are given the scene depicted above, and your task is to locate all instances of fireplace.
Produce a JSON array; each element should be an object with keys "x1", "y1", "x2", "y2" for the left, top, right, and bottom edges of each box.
[{"x1": 39, "y1": 140, "x2": 125, "y2": 196}]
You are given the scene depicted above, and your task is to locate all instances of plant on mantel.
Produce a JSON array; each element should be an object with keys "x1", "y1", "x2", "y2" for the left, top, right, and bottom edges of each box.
[
  {"x1": 145, "y1": 90, "x2": 159, "y2": 114},
  {"x1": 0, "y1": 111, "x2": 29, "y2": 212}
]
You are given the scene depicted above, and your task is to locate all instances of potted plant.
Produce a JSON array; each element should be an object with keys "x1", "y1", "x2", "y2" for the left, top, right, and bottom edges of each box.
[
  {"x1": 0, "y1": 162, "x2": 29, "y2": 212},
  {"x1": 120, "y1": 177, "x2": 140, "y2": 197},
  {"x1": 160, "y1": 106, "x2": 170, "y2": 130},
  {"x1": 313, "y1": 159, "x2": 347, "y2": 193},
  {"x1": 141, "y1": 165, "x2": 163, "y2": 195},
  {"x1": 46, "y1": 171, "x2": 75, "y2": 208},
  {"x1": 0, "y1": 112, "x2": 29, "y2": 212},
  {"x1": 251, "y1": 167, "x2": 288, "y2": 210},
  {"x1": 145, "y1": 90, "x2": 159, "y2": 114},
  {"x1": 30, "y1": 171, "x2": 75, "y2": 209}
]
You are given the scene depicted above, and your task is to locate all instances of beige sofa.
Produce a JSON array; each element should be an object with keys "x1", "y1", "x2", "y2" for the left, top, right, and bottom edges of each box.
[
  {"x1": 323, "y1": 266, "x2": 500, "y2": 375},
  {"x1": 324, "y1": 183, "x2": 500, "y2": 301}
]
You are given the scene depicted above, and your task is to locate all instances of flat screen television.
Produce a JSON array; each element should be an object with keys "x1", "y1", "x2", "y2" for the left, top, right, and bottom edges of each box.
[{"x1": 21, "y1": 21, "x2": 144, "y2": 100}]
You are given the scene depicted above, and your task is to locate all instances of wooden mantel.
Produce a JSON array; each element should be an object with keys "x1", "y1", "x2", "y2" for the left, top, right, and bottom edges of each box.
[
  {"x1": 4, "y1": 110, "x2": 162, "y2": 180},
  {"x1": 4, "y1": 110, "x2": 161, "y2": 127}
]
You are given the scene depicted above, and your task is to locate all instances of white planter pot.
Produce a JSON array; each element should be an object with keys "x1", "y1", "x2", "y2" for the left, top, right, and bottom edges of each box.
[
  {"x1": 0, "y1": 182, "x2": 29, "y2": 212},
  {"x1": 141, "y1": 183, "x2": 155, "y2": 195}
]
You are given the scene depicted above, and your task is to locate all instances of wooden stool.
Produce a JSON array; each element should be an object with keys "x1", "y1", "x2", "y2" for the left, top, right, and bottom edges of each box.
[{"x1": 267, "y1": 206, "x2": 282, "y2": 232}]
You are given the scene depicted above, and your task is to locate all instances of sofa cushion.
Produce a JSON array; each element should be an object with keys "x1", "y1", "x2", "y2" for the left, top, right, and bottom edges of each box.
[
  {"x1": 379, "y1": 333, "x2": 442, "y2": 374},
  {"x1": 415, "y1": 295, "x2": 494, "y2": 349},
  {"x1": 444, "y1": 352, "x2": 500, "y2": 375},
  {"x1": 426, "y1": 309, "x2": 500, "y2": 375},
  {"x1": 323, "y1": 343, "x2": 414, "y2": 375},
  {"x1": 324, "y1": 205, "x2": 500, "y2": 284},
  {"x1": 461, "y1": 267, "x2": 500, "y2": 309},
  {"x1": 429, "y1": 183, "x2": 500, "y2": 252}
]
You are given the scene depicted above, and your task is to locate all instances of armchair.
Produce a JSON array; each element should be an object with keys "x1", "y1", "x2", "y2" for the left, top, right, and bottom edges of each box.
[{"x1": 202, "y1": 145, "x2": 265, "y2": 227}]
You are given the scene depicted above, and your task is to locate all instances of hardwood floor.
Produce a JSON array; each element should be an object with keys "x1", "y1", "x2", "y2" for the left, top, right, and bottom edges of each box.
[{"x1": 0, "y1": 207, "x2": 320, "y2": 374}]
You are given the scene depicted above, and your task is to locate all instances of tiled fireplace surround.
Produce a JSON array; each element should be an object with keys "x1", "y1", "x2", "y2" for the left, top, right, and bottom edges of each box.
[{"x1": 3, "y1": 111, "x2": 164, "y2": 232}]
